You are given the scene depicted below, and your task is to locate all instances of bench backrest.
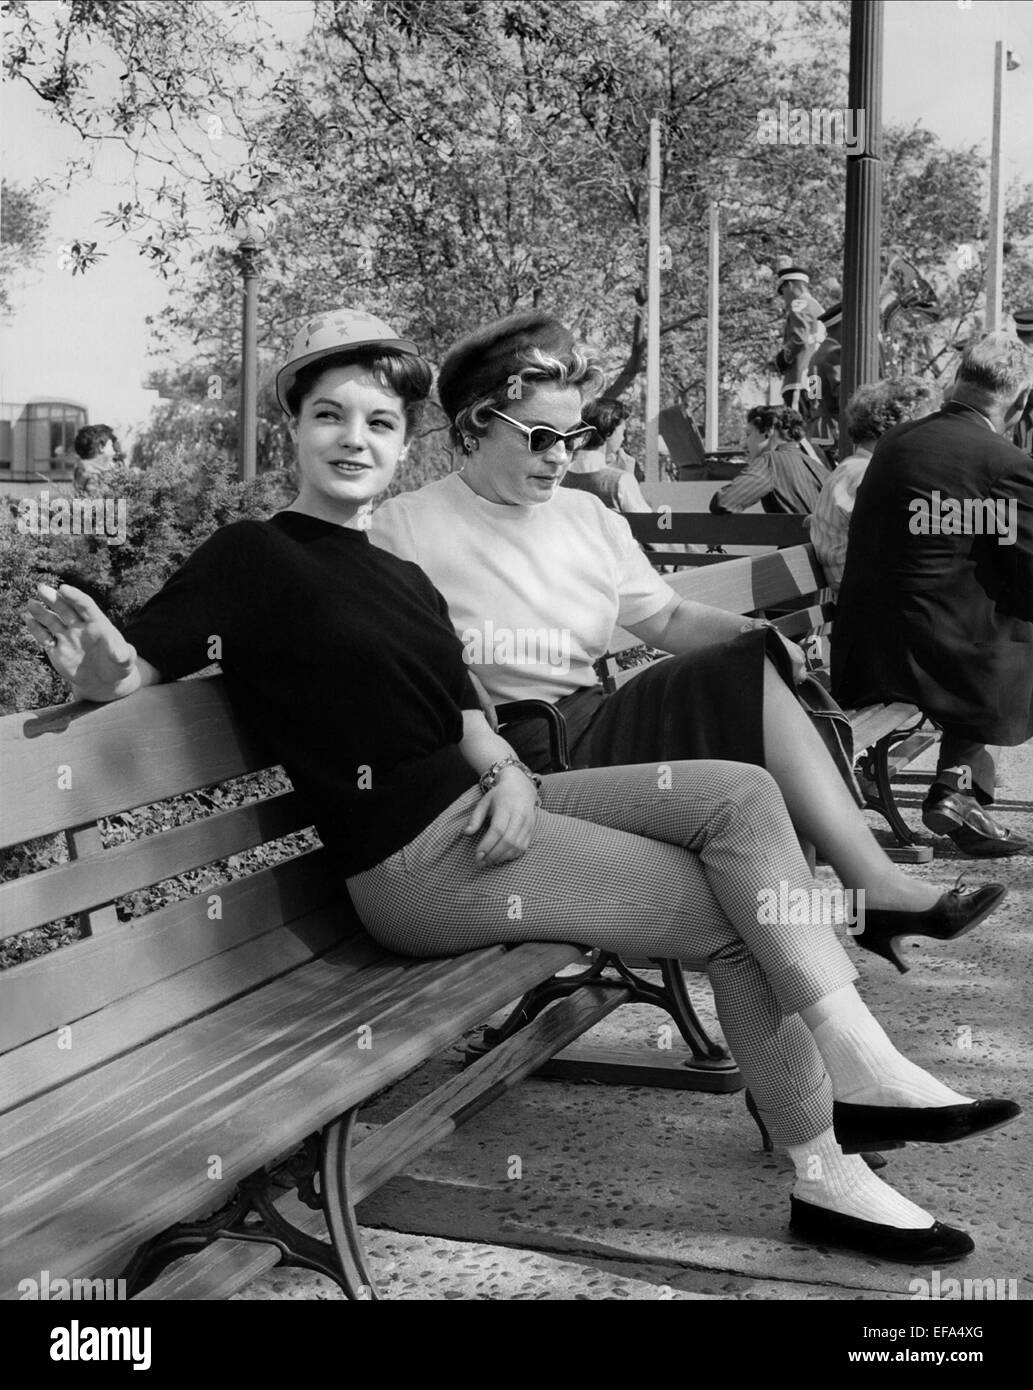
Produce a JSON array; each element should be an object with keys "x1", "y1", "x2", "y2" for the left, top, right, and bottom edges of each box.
[
  {"x1": 0, "y1": 677, "x2": 357, "y2": 1111},
  {"x1": 627, "y1": 511, "x2": 810, "y2": 566},
  {"x1": 602, "y1": 542, "x2": 832, "y2": 687}
]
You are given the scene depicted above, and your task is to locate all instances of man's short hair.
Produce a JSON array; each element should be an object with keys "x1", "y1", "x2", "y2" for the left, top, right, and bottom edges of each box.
[
  {"x1": 74, "y1": 424, "x2": 116, "y2": 460},
  {"x1": 956, "y1": 332, "x2": 1033, "y2": 400}
]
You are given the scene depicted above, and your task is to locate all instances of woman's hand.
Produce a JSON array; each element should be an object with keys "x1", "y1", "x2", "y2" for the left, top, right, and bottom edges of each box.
[
  {"x1": 772, "y1": 630, "x2": 809, "y2": 685},
  {"x1": 463, "y1": 766, "x2": 540, "y2": 866},
  {"x1": 23, "y1": 583, "x2": 141, "y2": 702}
]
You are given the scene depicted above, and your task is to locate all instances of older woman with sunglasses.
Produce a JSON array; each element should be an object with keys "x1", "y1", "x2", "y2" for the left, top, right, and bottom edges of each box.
[
  {"x1": 369, "y1": 311, "x2": 1005, "y2": 976},
  {"x1": 25, "y1": 306, "x2": 1020, "y2": 1268}
]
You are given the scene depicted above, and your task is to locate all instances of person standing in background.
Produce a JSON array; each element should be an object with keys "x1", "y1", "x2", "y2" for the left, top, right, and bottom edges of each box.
[
  {"x1": 809, "y1": 303, "x2": 843, "y2": 460},
  {"x1": 774, "y1": 265, "x2": 825, "y2": 422}
]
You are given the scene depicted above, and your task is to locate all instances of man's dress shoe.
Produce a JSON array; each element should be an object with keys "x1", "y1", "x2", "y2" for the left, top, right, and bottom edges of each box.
[{"x1": 922, "y1": 790, "x2": 1030, "y2": 858}]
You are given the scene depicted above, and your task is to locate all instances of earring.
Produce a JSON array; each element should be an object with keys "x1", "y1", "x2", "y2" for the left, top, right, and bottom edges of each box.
[{"x1": 462, "y1": 435, "x2": 478, "y2": 453}]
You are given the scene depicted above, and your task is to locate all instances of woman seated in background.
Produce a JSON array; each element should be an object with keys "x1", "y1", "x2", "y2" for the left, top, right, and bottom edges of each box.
[
  {"x1": 369, "y1": 310, "x2": 1004, "y2": 976},
  {"x1": 810, "y1": 378, "x2": 939, "y2": 594},
  {"x1": 24, "y1": 306, "x2": 1020, "y2": 1264},
  {"x1": 560, "y1": 396, "x2": 653, "y2": 515},
  {"x1": 709, "y1": 404, "x2": 830, "y2": 516}
]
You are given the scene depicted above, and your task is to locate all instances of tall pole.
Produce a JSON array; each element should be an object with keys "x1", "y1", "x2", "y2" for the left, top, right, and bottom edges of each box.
[
  {"x1": 705, "y1": 201, "x2": 720, "y2": 451},
  {"x1": 985, "y1": 40, "x2": 1006, "y2": 332},
  {"x1": 238, "y1": 236, "x2": 259, "y2": 482},
  {"x1": 840, "y1": 0, "x2": 884, "y2": 447},
  {"x1": 645, "y1": 116, "x2": 661, "y2": 485}
]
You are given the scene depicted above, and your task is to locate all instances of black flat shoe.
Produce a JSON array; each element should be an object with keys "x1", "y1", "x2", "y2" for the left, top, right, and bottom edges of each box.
[
  {"x1": 834, "y1": 1098, "x2": 1021, "y2": 1153},
  {"x1": 789, "y1": 1196, "x2": 974, "y2": 1263},
  {"x1": 853, "y1": 877, "x2": 1006, "y2": 973}
]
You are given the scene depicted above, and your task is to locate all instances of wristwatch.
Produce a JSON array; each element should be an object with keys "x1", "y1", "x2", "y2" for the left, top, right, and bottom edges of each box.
[{"x1": 479, "y1": 756, "x2": 543, "y2": 803}]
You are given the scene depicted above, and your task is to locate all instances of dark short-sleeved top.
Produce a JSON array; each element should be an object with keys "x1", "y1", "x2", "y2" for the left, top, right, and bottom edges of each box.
[{"x1": 124, "y1": 511, "x2": 480, "y2": 875}]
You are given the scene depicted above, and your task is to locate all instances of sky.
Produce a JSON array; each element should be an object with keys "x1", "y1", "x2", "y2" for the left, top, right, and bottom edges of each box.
[{"x1": 2, "y1": 0, "x2": 1032, "y2": 440}]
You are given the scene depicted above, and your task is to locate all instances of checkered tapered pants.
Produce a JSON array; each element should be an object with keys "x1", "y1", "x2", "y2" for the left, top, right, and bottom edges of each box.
[{"x1": 347, "y1": 760, "x2": 858, "y2": 1148}]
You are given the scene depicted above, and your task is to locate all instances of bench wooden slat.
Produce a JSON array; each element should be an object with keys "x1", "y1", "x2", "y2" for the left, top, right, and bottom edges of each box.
[
  {"x1": 0, "y1": 938, "x2": 582, "y2": 1293},
  {"x1": 0, "y1": 911, "x2": 376, "y2": 1115},
  {"x1": 0, "y1": 849, "x2": 338, "y2": 1053},
  {"x1": 0, "y1": 790, "x2": 310, "y2": 938},
  {"x1": 849, "y1": 703, "x2": 925, "y2": 751},
  {"x1": 0, "y1": 678, "x2": 273, "y2": 849},
  {"x1": 627, "y1": 513, "x2": 810, "y2": 547}
]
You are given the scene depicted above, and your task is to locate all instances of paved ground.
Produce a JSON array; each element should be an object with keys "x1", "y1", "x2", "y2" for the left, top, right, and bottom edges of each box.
[{"x1": 235, "y1": 740, "x2": 1033, "y2": 1302}]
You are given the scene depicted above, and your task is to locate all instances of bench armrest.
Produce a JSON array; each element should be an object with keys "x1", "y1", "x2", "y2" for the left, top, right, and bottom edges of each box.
[{"x1": 495, "y1": 699, "x2": 571, "y2": 772}]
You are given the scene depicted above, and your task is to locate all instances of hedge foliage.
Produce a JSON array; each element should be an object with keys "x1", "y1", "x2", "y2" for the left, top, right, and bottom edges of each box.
[{"x1": 1, "y1": 446, "x2": 296, "y2": 716}]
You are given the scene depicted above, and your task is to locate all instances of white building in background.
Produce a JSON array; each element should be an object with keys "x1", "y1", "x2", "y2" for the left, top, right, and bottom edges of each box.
[{"x1": 0, "y1": 398, "x2": 86, "y2": 498}]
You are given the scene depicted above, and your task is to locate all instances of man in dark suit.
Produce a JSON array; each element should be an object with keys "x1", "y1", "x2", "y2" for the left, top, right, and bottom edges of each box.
[{"x1": 832, "y1": 332, "x2": 1033, "y2": 856}]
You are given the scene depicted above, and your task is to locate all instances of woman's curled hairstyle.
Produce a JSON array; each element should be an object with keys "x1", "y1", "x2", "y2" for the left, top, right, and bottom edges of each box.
[{"x1": 436, "y1": 311, "x2": 605, "y2": 452}]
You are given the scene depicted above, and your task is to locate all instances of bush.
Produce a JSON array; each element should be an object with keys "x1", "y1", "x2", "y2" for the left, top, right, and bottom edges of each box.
[{"x1": 0, "y1": 444, "x2": 295, "y2": 716}]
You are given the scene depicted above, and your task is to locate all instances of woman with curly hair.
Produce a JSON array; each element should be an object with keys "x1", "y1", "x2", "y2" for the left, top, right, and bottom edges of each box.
[
  {"x1": 709, "y1": 404, "x2": 831, "y2": 515},
  {"x1": 810, "y1": 378, "x2": 939, "y2": 593}
]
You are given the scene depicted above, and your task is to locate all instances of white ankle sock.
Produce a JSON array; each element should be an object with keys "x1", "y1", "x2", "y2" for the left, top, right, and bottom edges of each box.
[
  {"x1": 806, "y1": 990, "x2": 971, "y2": 1108},
  {"x1": 787, "y1": 1128, "x2": 934, "y2": 1229}
]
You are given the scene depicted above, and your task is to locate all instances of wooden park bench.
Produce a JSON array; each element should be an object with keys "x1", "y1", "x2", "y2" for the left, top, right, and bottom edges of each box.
[
  {"x1": 0, "y1": 677, "x2": 649, "y2": 1302},
  {"x1": 0, "y1": 540, "x2": 933, "y2": 1302}
]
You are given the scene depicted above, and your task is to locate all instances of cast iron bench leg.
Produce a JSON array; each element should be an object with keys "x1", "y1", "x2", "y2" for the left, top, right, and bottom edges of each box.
[
  {"x1": 322, "y1": 1110, "x2": 379, "y2": 1300},
  {"x1": 121, "y1": 1145, "x2": 354, "y2": 1298}
]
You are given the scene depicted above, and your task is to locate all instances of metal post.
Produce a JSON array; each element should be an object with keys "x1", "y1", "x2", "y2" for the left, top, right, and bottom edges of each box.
[
  {"x1": 840, "y1": 0, "x2": 884, "y2": 446},
  {"x1": 644, "y1": 116, "x2": 661, "y2": 485},
  {"x1": 985, "y1": 41, "x2": 1006, "y2": 332},
  {"x1": 705, "y1": 201, "x2": 720, "y2": 451},
  {"x1": 238, "y1": 236, "x2": 259, "y2": 482}
]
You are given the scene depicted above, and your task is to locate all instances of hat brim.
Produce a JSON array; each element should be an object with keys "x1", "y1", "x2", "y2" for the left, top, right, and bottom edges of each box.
[{"x1": 276, "y1": 337, "x2": 420, "y2": 414}]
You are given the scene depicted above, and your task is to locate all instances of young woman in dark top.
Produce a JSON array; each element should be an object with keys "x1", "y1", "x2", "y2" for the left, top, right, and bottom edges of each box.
[{"x1": 25, "y1": 309, "x2": 1019, "y2": 1267}]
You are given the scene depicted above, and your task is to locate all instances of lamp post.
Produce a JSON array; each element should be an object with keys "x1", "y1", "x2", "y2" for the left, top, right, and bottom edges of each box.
[
  {"x1": 985, "y1": 45, "x2": 1021, "y2": 332},
  {"x1": 234, "y1": 223, "x2": 265, "y2": 482},
  {"x1": 840, "y1": 0, "x2": 884, "y2": 447}
]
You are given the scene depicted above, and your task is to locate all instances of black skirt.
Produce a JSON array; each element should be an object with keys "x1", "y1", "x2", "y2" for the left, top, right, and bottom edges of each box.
[{"x1": 505, "y1": 629, "x2": 862, "y2": 802}]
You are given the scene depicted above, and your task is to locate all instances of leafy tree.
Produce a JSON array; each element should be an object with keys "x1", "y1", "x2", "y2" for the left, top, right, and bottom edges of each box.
[
  {"x1": 0, "y1": 179, "x2": 50, "y2": 315},
  {"x1": 7, "y1": 0, "x2": 1032, "y2": 445}
]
